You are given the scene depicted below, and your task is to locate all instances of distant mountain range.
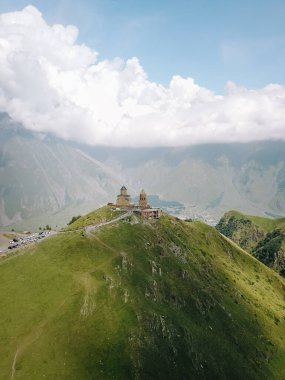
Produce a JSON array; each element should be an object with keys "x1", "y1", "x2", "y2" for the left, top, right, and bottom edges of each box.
[
  {"x1": 86, "y1": 140, "x2": 285, "y2": 220},
  {"x1": 0, "y1": 113, "x2": 125, "y2": 228},
  {"x1": 1, "y1": 112, "x2": 285, "y2": 229}
]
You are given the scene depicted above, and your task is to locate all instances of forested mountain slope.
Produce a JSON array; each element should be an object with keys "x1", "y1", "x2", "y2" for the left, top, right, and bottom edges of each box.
[{"x1": 216, "y1": 210, "x2": 285, "y2": 276}]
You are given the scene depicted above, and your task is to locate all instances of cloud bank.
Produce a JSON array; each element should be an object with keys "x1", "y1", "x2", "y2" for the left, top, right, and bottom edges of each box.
[{"x1": 0, "y1": 6, "x2": 285, "y2": 147}]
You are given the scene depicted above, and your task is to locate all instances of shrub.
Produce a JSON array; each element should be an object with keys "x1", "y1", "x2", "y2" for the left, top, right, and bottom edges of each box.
[{"x1": 67, "y1": 215, "x2": 81, "y2": 225}]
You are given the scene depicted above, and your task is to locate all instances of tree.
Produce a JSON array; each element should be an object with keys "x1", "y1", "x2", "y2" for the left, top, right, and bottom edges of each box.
[{"x1": 67, "y1": 215, "x2": 81, "y2": 225}]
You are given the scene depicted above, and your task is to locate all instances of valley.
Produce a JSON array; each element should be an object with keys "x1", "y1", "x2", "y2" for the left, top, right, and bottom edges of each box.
[{"x1": 1, "y1": 114, "x2": 285, "y2": 230}]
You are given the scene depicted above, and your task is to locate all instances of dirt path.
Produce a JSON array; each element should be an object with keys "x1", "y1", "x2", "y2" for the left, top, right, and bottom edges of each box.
[
  {"x1": 91, "y1": 234, "x2": 119, "y2": 254},
  {"x1": 2, "y1": 212, "x2": 131, "y2": 261},
  {"x1": 85, "y1": 212, "x2": 132, "y2": 236},
  {"x1": 7, "y1": 213, "x2": 131, "y2": 378},
  {"x1": 11, "y1": 349, "x2": 18, "y2": 380},
  {"x1": 73, "y1": 272, "x2": 97, "y2": 318},
  {"x1": 75, "y1": 216, "x2": 128, "y2": 312},
  {"x1": 10, "y1": 296, "x2": 69, "y2": 379}
]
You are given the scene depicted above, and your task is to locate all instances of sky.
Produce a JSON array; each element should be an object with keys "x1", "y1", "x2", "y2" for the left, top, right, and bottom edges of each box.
[
  {"x1": 1, "y1": 0, "x2": 285, "y2": 92},
  {"x1": 0, "y1": 1, "x2": 285, "y2": 147}
]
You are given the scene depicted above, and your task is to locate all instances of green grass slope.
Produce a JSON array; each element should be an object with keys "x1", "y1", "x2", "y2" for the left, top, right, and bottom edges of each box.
[
  {"x1": 0, "y1": 212, "x2": 285, "y2": 379},
  {"x1": 217, "y1": 210, "x2": 285, "y2": 233},
  {"x1": 216, "y1": 210, "x2": 285, "y2": 276},
  {"x1": 63, "y1": 206, "x2": 124, "y2": 231},
  {"x1": 226, "y1": 211, "x2": 285, "y2": 232}
]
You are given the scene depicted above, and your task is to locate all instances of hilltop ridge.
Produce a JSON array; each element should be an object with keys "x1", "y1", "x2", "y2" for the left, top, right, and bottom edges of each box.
[{"x1": 0, "y1": 208, "x2": 285, "y2": 379}]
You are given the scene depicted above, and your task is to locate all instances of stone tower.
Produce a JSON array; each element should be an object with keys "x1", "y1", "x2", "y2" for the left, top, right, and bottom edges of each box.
[
  {"x1": 121, "y1": 186, "x2": 127, "y2": 196},
  {"x1": 139, "y1": 189, "x2": 148, "y2": 208},
  {"x1": 116, "y1": 186, "x2": 131, "y2": 206}
]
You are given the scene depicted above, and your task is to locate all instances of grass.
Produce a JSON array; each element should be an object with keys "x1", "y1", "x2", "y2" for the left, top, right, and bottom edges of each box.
[
  {"x1": 0, "y1": 211, "x2": 285, "y2": 379},
  {"x1": 62, "y1": 206, "x2": 124, "y2": 231},
  {"x1": 225, "y1": 210, "x2": 285, "y2": 232},
  {"x1": 216, "y1": 210, "x2": 285, "y2": 276}
]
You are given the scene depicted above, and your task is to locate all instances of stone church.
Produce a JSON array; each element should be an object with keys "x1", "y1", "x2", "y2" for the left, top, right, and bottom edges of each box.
[
  {"x1": 111, "y1": 186, "x2": 160, "y2": 219},
  {"x1": 116, "y1": 186, "x2": 131, "y2": 206}
]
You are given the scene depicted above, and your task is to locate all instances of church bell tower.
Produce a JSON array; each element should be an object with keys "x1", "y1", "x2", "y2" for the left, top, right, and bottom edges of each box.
[{"x1": 139, "y1": 189, "x2": 148, "y2": 208}]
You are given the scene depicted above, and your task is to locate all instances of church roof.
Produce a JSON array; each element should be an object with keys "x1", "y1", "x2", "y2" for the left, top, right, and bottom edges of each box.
[
  {"x1": 140, "y1": 189, "x2": 146, "y2": 194},
  {"x1": 121, "y1": 185, "x2": 127, "y2": 190}
]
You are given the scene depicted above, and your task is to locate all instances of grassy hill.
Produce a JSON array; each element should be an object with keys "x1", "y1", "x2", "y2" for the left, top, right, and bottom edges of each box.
[
  {"x1": 220, "y1": 210, "x2": 285, "y2": 232},
  {"x1": 63, "y1": 206, "x2": 124, "y2": 231},
  {"x1": 0, "y1": 210, "x2": 285, "y2": 379},
  {"x1": 216, "y1": 210, "x2": 285, "y2": 276}
]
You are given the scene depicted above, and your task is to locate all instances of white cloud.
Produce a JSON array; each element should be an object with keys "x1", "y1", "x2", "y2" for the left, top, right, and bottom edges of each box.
[{"x1": 0, "y1": 5, "x2": 285, "y2": 147}]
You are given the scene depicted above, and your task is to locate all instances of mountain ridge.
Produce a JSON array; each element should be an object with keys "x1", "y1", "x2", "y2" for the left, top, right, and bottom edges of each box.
[
  {"x1": 1, "y1": 113, "x2": 285, "y2": 229},
  {"x1": 216, "y1": 210, "x2": 285, "y2": 276},
  {"x1": 0, "y1": 207, "x2": 285, "y2": 379}
]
